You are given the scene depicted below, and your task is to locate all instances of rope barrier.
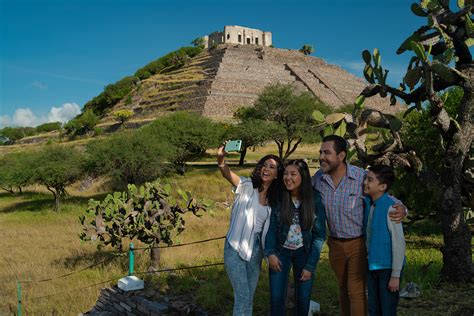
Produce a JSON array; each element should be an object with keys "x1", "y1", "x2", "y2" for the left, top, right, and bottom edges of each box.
[
  {"x1": 135, "y1": 262, "x2": 225, "y2": 275},
  {"x1": 23, "y1": 277, "x2": 120, "y2": 302},
  {"x1": 133, "y1": 236, "x2": 226, "y2": 251},
  {"x1": 20, "y1": 253, "x2": 122, "y2": 284}
]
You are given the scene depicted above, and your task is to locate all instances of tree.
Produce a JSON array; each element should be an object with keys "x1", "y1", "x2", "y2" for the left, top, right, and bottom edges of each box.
[
  {"x1": 113, "y1": 109, "x2": 134, "y2": 124},
  {"x1": 299, "y1": 44, "x2": 314, "y2": 55},
  {"x1": 34, "y1": 145, "x2": 84, "y2": 211},
  {"x1": 36, "y1": 122, "x2": 62, "y2": 133},
  {"x1": 0, "y1": 152, "x2": 35, "y2": 194},
  {"x1": 226, "y1": 118, "x2": 273, "y2": 165},
  {"x1": 63, "y1": 109, "x2": 99, "y2": 137},
  {"x1": 85, "y1": 130, "x2": 172, "y2": 188},
  {"x1": 79, "y1": 181, "x2": 207, "y2": 269},
  {"x1": 355, "y1": 0, "x2": 473, "y2": 282},
  {"x1": 240, "y1": 84, "x2": 330, "y2": 160},
  {"x1": 191, "y1": 37, "x2": 205, "y2": 48},
  {"x1": 0, "y1": 126, "x2": 36, "y2": 142},
  {"x1": 142, "y1": 112, "x2": 224, "y2": 174}
]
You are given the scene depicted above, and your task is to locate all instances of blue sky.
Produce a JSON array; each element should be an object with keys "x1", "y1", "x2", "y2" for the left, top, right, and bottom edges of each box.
[{"x1": 0, "y1": 0, "x2": 425, "y2": 127}]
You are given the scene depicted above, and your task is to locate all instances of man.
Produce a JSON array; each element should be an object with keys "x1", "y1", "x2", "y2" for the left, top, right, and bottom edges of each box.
[{"x1": 312, "y1": 135, "x2": 406, "y2": 316}]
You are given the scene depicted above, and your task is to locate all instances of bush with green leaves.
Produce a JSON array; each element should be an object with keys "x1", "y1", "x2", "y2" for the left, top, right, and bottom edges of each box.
[
  {"x1": 33, "y1": 145, "x2": 85, "y2": 211},
  {"x1": 134, "y1": 46, "x2": 203, "y2": 80},
  {"x1": 237, "y1": 83, "x2": 331, "y2": 159},
  {"x1": 225, "y1": 119, "x2": 274, "y2": 165},
  {"x1": 0, "y1": 152, "x2": 36, "y2": 194},
  {"x1": 0, "y1": 126, "x2": 36, "y2": 142},
  {"x1": 63, "y1": 109, "x2": 99, "y2": 137},
  {"x1": 142, "y1": 112, "x2": 224, "y2": 174},
  {"x1": 84, "y1": 76, "x2": 139, "y2": 115},
  {"x1": 113, "y1": 109, "x2": 134, "y2": 124},
  {"x1": 79, "y1": 180, "x2": 207, "y2": 267},
  {"x1": 85, "y1": 129, "x2": 172, "y2": 188},
  {"x1": 299, "y1": 44, "x2": 314, "y2": 55},
  {"x1": 35, "y1": 121, "x2": 62, "y2": 133},
  {"x1": 191, "y1": 37, "x2": 205, "y2": 48}
]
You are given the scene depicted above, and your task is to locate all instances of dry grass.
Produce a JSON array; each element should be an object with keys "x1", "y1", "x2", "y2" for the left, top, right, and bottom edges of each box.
[{"x1": 0, "y1": 144, "x2": 472, "y2": 315}]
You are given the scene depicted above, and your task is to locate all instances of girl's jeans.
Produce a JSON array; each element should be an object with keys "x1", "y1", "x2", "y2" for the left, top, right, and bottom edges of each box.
[
  {"x1": 224, "y1": 233, "x2": 263, "y2": 316},
  {"x1": 269, "y1": 246, "x2": 314, "y2": 316}
]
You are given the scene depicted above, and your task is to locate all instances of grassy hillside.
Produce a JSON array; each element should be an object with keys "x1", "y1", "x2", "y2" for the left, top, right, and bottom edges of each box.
[{"x1": 0, "y1": 144, "x2": 473, "y2": 315}]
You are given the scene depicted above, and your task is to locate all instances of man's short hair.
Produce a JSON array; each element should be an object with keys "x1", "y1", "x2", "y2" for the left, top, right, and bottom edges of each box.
[
  {"x1": 368, "y1": 164, "x2": 395, "y2": 191},
  {"x1": 322, "y1": 135, "x2": 348, "y2": 161}
]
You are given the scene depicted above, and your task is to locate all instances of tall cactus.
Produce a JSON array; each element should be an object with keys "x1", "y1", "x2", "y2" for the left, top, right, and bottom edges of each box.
[{"x1": 356, "y1": 0, "x2": 473, "y2": 282}]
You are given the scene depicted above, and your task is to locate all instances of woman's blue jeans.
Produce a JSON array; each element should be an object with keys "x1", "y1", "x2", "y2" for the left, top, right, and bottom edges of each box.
[
  {"x1": 269, "y1": 247, "x2": 314, "y2": 316},
  {"x1": 224, "y1": 233, "x2": 263, "y2": 316}
]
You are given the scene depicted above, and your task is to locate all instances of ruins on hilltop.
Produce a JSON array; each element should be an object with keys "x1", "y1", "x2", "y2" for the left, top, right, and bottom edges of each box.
[
  {"x1": 203, "y1": 25, "x2": 272, "y2": 48},
  {"x1": 98, "y1": 27, "x2": 403, "y2": 129}
]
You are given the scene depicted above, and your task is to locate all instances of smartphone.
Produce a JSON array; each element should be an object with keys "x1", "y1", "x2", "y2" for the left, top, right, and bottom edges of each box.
[{"x1": 224, "y1": 140, "x2": 242, "y2": 152}]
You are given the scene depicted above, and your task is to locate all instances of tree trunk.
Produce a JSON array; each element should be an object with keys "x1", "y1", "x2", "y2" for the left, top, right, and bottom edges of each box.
[
  {"x1": 177, "y1": 163, "x2": 186, "y2": 175},
  {"x1": 439, "y1": 65, "x2": 473, "y2": 282},
  {"x1": 53, "y1": 193, "x2": 60, "y2": 212},
  {"x1": 239, "y1": 147, "x2": 247, "y2": 166},
  {"x1": 150, "y1": 247, "x2": 161, "y2": 270}
]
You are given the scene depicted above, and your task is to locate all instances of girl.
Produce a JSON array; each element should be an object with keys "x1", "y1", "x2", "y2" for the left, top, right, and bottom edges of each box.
[
  {"x1": 265, "y1": 159, "x2": 326, "y2": 316},
  {"x1": 217, "y1": 144, "x2": 284, "y2": 316}
]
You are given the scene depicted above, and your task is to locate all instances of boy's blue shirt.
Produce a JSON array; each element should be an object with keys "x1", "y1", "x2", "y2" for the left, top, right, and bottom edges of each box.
[{"x1": 363, "y1": 193, "x2": 401, "y2": 271}]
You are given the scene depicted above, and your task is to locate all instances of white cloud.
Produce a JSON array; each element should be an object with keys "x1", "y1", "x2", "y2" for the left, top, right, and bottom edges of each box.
[
  {"x1": 31, "y1": 81, "x2": 48, "y2": 90},
  {"x1": 0, "y1": 115, "x2": 9, "y2": 128},
  {"x1": 47, "y1": 103, "x2": 81, "y2": 123},
  {"x1": 3, "y1": 102, "x2": 81, "y2": 127},
  {"x1": 13, "y1": 108, "x2": 39, "y2": 127}
]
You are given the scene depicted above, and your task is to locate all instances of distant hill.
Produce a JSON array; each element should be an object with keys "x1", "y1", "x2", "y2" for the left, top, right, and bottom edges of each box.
[{"x1": 93, "y1": 44, "x2": 402, "y2": 132}]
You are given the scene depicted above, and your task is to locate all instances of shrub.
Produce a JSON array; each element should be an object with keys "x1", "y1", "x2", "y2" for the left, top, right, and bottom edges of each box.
[
  {"x1": 79, "y1": 180, "x2": 207, "y2": 268},
  {"x1": 36, "y1": 122, "x2": 62, "y2": 133},
  {"x1": 85, "y1": 130, "x2": 172, "y2": 188},
  {"x1": 63, "y1": 110, "x2": 99, "y2": 137},
  {"x1": 142, "y1": 111, "x2": 224, "y2": 174},
  {"x1": 113, "y1": 109, "x2": 134, "y2": 124},
  {"x1": 33, "y1": 145, "x2": 85, "y2": 211}
]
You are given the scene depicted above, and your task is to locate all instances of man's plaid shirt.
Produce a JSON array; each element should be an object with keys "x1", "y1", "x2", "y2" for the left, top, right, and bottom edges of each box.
[{"x1": 312, "y1": 164, "x2": 366, "y2": 239}]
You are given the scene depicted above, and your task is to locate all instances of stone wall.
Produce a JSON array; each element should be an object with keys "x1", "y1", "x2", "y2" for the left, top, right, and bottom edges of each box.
[
  {"x1": 201, "y1": 45, "x2": 404, "y2": 118},
  {"x1": 202, "y1": 45, "x2": 308, "y2": 118},
  {"x1": 84, "y1": 286, "x2": 207, "y2": 316},
  {"x1": 223, "y1": 25, "x2": 272, "y2": 47},
  {"x1": 84, "y1": 287, "x2": 168, "y2": 316}
]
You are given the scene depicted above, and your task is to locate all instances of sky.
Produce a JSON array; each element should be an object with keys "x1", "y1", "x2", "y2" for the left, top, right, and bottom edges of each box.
[{"x1": 0, "y1": 0, "x2": 427, "y2": 128}]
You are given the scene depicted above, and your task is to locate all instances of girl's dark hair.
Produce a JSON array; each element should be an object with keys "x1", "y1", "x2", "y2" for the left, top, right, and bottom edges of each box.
[
  {"x1": 281, "y1": 159, "x2": 314, "y2": 230},
  {"x1": 250, "y1": 154, "x2": 284, "y2": 207}
]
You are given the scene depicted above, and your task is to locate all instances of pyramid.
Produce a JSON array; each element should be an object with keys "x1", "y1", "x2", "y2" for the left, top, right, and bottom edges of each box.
[{"x1": 98, "y1": 44, "x2": 402, "y2": 129}]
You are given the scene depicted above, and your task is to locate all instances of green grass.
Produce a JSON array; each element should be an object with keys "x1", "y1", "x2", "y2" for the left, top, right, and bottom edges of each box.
[{"x1": 0, "y1": 147, "x2": 473, "y2": 315}]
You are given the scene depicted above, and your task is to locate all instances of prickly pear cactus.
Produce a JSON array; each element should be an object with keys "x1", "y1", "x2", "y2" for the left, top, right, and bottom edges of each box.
[{"x1": 79, "y1": 181, "x2": 207, "y2": 254}]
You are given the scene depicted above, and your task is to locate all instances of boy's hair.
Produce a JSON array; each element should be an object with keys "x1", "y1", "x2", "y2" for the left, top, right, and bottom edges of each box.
[{"x1": 368, "y1": 164, "x2": 395, "y2": 191}]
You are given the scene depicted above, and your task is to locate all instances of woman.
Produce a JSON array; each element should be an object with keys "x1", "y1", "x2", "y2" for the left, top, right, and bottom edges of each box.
[
  {"x1": 265, "y1": 159, "x2": 326, "y2": 316},
  {"x1": 217, "y1": 144, "x2": 284, "y2": 316}
]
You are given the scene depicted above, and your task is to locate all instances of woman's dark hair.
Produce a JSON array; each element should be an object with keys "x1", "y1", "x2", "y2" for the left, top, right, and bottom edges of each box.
[
  {"x1": 250, "y1": 154, "x2": 284, "y2": 207},
  {"x1": 281, "y1": 159, "x2": 314, "y2": 230}
]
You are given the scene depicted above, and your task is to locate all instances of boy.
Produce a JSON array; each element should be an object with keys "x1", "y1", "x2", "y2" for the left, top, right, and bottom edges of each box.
[{"x1": 363, "y1": 164, "x2": 406, "y2": 316}]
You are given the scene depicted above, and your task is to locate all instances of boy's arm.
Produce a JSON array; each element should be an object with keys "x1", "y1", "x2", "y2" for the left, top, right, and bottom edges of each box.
[{"x1": 387, "y1": 206, "x2": 406, "y2": 278}]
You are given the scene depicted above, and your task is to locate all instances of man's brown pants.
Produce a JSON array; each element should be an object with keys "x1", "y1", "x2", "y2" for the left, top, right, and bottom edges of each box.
[{"x1": 328, "y1": 237, "x2": 368, "y2": 316}]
